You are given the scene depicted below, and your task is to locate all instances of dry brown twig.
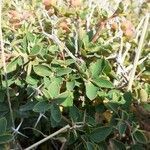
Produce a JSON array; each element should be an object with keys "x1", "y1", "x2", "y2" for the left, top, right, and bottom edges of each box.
[{"x1": 127, "y1": 13, "x2": 149, "y2": 91}]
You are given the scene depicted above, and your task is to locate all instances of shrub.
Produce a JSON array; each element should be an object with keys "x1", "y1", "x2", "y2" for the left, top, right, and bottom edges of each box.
[{"x1": 0, "y1": 0, "x2": 149, "y2": 149}]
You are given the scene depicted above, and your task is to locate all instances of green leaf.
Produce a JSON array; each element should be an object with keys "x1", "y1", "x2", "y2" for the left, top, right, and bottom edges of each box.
[
  {"x1": 50, "y1": 115, "x2": 59, "y2": 128},
  {"x1": 48, "y1": 45, "x2": 59, "y2": 54},
  {"x1": 139, "y1": 89, "x2": 148, "y2": 103},
  {"x1": 143, "y1": 103, "x2": 150, "y2": 112},
  {"x1": 98, "y1": 91, "x2": 107, "y2": 97},
  {"x1": 101, "y1": 59, "x2": 111, "y2": 74},
  {"x1": 33, "y1": 65, "x2": 51, "y2": 77},
  {"x1": 131, "y1": 144, "x2": 145, "y2": 150},
  {"x1": 69, "y1": 106, "x2": 80, "y2": 122},
  {"x1": 56, "y1": 68, "x2": 72, "y2": 76},
  {"x1": 42, "y1": 89, "x2": 51, "y2": 99},
  {"x1": 86, "y1": 116, "x2": 96, "y2": 126},
  {"x1": 50, "y1": 103, "x2": 61, "y2": 123},
  {"x1": 0, "y1": 104, "x2": 9, "y2": 112},
  {"x1": 43, "y1": 77, "x2": 51, "y2": 88},
  {"x1": 111, "y1": 139, "x2": 126, "y2": 150},
  {"x1": 117, "y1": 122, "x2": 127, "y2": 136},
  {"x1": 92, "y1": 77, "x2": 114, "y2": 89},
  {"x1": 61, "y1": 92, "x2": 73, "y2": 107},
  {"x1": 22, "y1": 36, "x2": 27, "y2": 52},
  {"x1": 133, "y1": 130, "x2": 147, "y2": 144},
  {"x1": 30, "y1": 45, "x2": 41, "y2": 55},
  {"x1": 89, "y1": 126, "x2": 112, "y2": 143},
  {"x1": 55, "y1": 91, "x2": 69, "y2": 104},
  {"x1": 85, "y1": 142, "x2": 95, "y2": 150},
  {"x1": 89, "y1": 58, "x2": 111, "y2": 78},
  {"x1": 122, "y1": 92, "x2": 132, "y2": 109},
  {"x1": 33, "y1": 101, "x2": 50, "y2": 113},
  {"x1": 66, "y1": 80, "x2": 75, "y2": 91},
  {"x1": 26, "y1": 32, "x2": 35, "y2": 42},
  {"x1": 6, "y1": 57, "x2": 19, "y2": 73},
  {"x1": 20, "y1": 101, "x2": 37, "y2": 112},
  {"x1": 85, "y1": 81, "x2": 98, "y2": 100},
  {"x1": 47, "y1": 77, "x2": 62, "y2": 98},
  {"x1": 26, "y1": 76, "x2": 38, "y2": 85},
  {"x1": 0, "y1": 117, "x2": 7, "y2": 134},
  {"x1": 0, "y1": 144, "x2": 5, "y2": 150},
  {"x1": 0, "y1": 134, "x2": 12, "y2": 144},
  {"x1": 108, "y1": 90, "x2": 121, "y2": 101},
  {"x1": 86, "y1": 45, "x2": 101, "y2": 52},
  {"x1": 89, "y1": 59, "x2": 103, "y2": 77},
  {"x1": 0, "y1": 90, "x2": 5, "y2": 102},
  {"x1": 82, "y1": 34, "x2": 89, "y2": 48}
]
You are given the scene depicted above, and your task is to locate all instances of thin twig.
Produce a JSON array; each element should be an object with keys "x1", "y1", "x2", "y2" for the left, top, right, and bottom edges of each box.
[
  {"x1": 24, "y1": 122, "x2": 84, "y2": 150},
  {"x1": 24, "y1": 125, "x2": 69, "y2": 150},
  {"x1": 74, "y1": 23, "x2": 79, "y2": 56},
  {"x1": 86, "y1": 1, "x2": 96, "y2": 32},
  {"x1": 135, "y1": 17, "x2": 145, "y2": 42},
  {"x1": 91, "y1": 13, "x2": 117, "y2": 43},
  {"x1": 128, "y1": 13, "x2": 149, "y2": 91},
  {"x1": 114, "y1": 27, "x2": 124, "y2": 86},
  {"x1": 0, "y1": 0, "x2": 15, "y2": 128},
  {"x1": 34, "y1": 113, "x2": 48, "y2": 128}
]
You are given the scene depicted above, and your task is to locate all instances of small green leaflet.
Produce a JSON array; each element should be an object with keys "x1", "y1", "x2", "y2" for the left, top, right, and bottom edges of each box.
[
  {"x1": 110, "y1": 139, "x2": 126, "y2": 150},
  {"x1": 61, "y1": 92, "x2": 73, "y2": 107},
  {"x1": 47, "y1": 77, "x2": 62, "y2": 98},
  {"x1": 85, "y1": 81, "x2": 98, "y2": 100},
  {"x1": 26, "y1": 76, "x2": 38, "y2": 85},
  {"x1": 92, "y1": 77, "x2": 114, "y2": 89},
  {"x1": 20, "y1": 101, "x2": 37, "y2": 112},
  {"x1": 33, "y1": 65, "x2": 51, "y2": 77},
  {"x1": 33, "y1": 101, "x2": 50, "y2": 113},
  {"x1": 85, "y1": 142, "x2": 95, "y2": 150},
  {"x1": 133, "y1": 130, "x2": 147, "y2": 144},
  {"x1": 69, "y1": 106, "x2": 80, "y2": 122},
  {"x1": 66, "y1": 80, "x2": 75, "y2": 91},
  {"x1": 56, "y1": 68, "x2": 72, "y2": 76},
  {"x1": 30, "y1": 45, "x2": 41, "y2": 55},
  {"x1": 54, "y1": 91, "x2": 74, "y2": 107},
  {"x1": 117, "y1": 121, "x2": 127, "y2": 136},
  {"x1": 0, "y1": 117, "x2": 7, "y2": 134},
  {"x1": 42, "y1": 89, "x2": 51, "y2": 99},
  {"x1": 0, "y1": 90, "x2": 5, "y2": 102},
  {"x1": 89, "y1": 59, "x2": 103, "y2": 77},
  {"x1": 89, "y1": 126, "x2": 112, "y2": 143},
  {"x1": 50, "y1": 103, "x2": 61, "y2": 123},
  {"x1": 6, "y1": 57, "x2": 20, "y2": 73}
]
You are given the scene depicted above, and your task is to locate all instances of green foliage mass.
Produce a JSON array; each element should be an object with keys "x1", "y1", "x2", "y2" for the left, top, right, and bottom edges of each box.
[{"x1": 0, "y1": 0, "x2": 149, "y2": 149}]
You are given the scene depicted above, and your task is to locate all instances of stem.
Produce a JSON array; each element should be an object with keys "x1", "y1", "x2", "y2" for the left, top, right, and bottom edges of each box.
[
  {"x1": 0, "y1": 0, "x2": 15, "y2": 128},
  {"x1": 127, "y1": 13, "x2": 149, "y2": 91},
  {"x1": 86, "y1": 1, "x2": 96, "y2": 32},
  {"x1": 24, "y1": 125, "x2": 70, "y2": 150},
  {"x1": 24, "y1": 122, "x2": 84, "y2": 150}
]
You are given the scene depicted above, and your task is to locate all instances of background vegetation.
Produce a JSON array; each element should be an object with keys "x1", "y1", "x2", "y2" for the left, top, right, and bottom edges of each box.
[{"x1": 0, "y1": 0, "x2": 150, "y2": 149}]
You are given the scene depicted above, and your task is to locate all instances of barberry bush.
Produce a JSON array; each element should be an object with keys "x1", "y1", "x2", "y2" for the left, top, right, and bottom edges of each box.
[{"x1": 0, "y1": 0, "x2": 150, "y2": 149}]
